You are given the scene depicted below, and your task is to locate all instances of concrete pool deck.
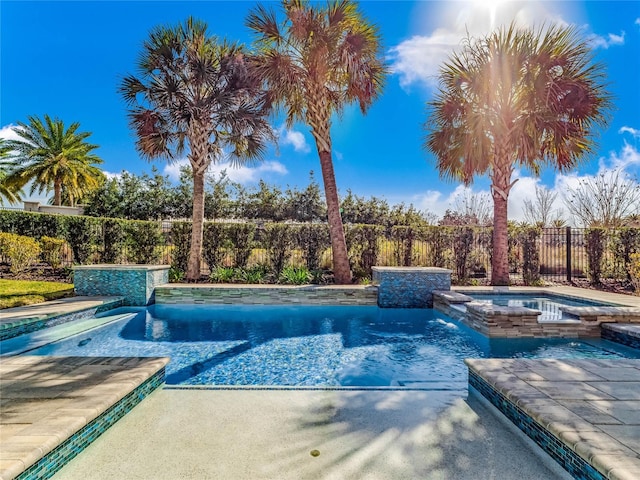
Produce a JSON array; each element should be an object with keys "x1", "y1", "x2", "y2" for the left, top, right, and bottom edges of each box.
[{"x1": 39, "y1": 386, "x2": 572, "y2": 480}]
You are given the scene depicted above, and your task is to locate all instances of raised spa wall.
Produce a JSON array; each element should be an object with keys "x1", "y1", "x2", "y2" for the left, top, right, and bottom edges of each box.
[{"x1": 74, "y1": 265, "x2": 169, "y2": 306}]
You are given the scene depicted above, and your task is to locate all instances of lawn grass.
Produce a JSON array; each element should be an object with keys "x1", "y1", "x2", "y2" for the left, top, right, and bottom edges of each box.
[{"x1": 0, "y1": 279, "x2": 74, "y2": 309}]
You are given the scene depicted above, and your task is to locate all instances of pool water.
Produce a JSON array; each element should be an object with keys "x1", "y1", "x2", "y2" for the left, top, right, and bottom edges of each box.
[
  {"x1": 467, "y1": 293, "x2": 613, "y2": 322},
  {"x1": 24, "y1": 304, "x2": 640, "y2": 387}
]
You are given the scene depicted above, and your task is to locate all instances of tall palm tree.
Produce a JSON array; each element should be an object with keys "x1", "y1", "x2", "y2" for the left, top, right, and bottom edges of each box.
[
  {"x1": 0, "y1": 138, "x2": 22, "y2": 205},
  {"x1": 120, "y1": 17, "x2": 273, "y2": 281},
  {"x1": 5, "y1": 115, "x2": 104, "y2": 206},
  {"x1": 425, "y1": 23, "x2": 611, "y2": 285},
  {"x1": 247, "y1": 0, "x2": 386, "y2": 284}
]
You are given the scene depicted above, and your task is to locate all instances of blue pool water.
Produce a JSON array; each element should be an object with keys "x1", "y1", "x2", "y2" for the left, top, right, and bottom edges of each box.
[
  {"x1": 23, "y1": 304, "x2": 640, "y2": 387},
  {"x1": 467, "y1": 293, "x2": 614, "y2": 322}
]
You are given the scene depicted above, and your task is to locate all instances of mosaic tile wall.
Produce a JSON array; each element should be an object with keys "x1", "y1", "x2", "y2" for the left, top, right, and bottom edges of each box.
[
  {"x1": 0, "y1": 299, "x2": 123, "y2": 341},
  {"x1": 154, "y1": 285, "x2": 379, "y2": 305},
  {"x1": 372, "y1": 267, "x2": 451, "y2": 308},
  {"x1": 602, "y1": 324, "x2": 640, "y2": 350},
  {"x1": 468, "y1": 369, "x2": 606, "y2": 480},
  {"x1": 74, "y1": 266, "x2": 169, "y2": 306},
  {"x1": 15, "y1": 367, "x2": 165, "y2": 480}
]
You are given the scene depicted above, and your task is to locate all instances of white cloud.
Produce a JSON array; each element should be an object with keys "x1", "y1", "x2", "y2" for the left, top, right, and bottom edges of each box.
[
  {"x1": 619, "y1": 126, "x2": 640, "y2": 138},
  {"x1": 163, "y1": 159, "x2": 288, "y2": 184},
  {"x1": 279, "y1": 127, "x2": 310, "y2": 153},
  {"x1": 389, "y1": 1, "x2": 571, "y2": 90},
  {"x1": 0, "y1": 124, "x2": 22, "y2": 142},
  {"x1": 636, "y1": 18, "x2": 640, "y2": 26},
  {"x1": 103, "y1": 170, "x2": 126, "y2": 180},
  {"x1": 588, "y1": 31, "x2": 625, "y2": 49}
]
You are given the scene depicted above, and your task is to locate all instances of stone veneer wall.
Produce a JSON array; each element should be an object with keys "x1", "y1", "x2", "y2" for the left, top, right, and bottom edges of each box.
[
  {"x1": 73, "y1": 265, "x2": 169, "y2": 306},
  {"x1": 372, "y1": 267, "x2": 451, "y2": 308},
  {"x1": 154, "y1": 285, "x2": 378, "y2": 305}
]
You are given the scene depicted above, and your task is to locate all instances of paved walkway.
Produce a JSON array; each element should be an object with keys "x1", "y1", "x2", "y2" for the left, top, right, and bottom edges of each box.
[
  {"x1": 0, "y1": 356, "x2": 168, "y2": 480},
  {"x1": 467, "y1": 358, "x2": 640, "y2": 480}
]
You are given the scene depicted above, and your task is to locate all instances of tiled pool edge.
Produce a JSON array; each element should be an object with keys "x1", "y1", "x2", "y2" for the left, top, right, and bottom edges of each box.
[
  {"x1": 602, "y1": 324, "x2": 640, "y2": 350},
  {"x1": 467, "y1": 368, "x2": 607, "y2": 480},
  {"x1": 0, "y1": 298, "x2": 124, "y2": 341},
  {"x1": 13, "y1": 367, "x2": 166, "y2": 480}
]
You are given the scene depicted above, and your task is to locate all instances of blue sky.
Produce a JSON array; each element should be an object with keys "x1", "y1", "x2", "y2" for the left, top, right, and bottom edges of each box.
[{"x1": 2, "y1": 1, "x2": 639, "y2": 221}]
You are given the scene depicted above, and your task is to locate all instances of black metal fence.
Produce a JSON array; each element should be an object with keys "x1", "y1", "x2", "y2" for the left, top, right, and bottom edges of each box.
[{"x1": 2, "y1": 213, "x2": 638, "y2": 286}]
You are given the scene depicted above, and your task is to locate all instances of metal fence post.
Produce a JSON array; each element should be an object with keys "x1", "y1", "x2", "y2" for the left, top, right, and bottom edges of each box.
[{"x1": 566, "y1": 226, "x2": 572, "y2": 283}]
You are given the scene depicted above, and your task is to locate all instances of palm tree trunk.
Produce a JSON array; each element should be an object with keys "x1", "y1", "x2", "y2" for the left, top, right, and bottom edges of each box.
[
  {"x1": 490, "y1": 148, "x2": 512, "y2": 286},
  {"x1": 187, "y1": 170, "x2": 205, "y2": 282},
  {"x1": 54, "y1": 179, "x2": 62, "y2": 206},
  {"x1": 491, "y1": 189, "x2": 510, "y2": 285},
  {"x1": 317, "y1": 149, "x2": 352, "y2": 284}
]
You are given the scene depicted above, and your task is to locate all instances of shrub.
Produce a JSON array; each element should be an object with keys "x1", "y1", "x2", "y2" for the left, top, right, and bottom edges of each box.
[
  {"x1": 452, "y1": 227, "x2": 474, "y2": 283},
  {"x1": 203, "y1": 222, "x2": 228, "y2": 269},
  {"x1": 125, "y1": 221, "x2": 163, "y2": 264},
  {"x1": 629, "y1": 252, "x2": 640, "y2": 294},
  {"x1": 294, "y1": 224, "x2": 330, "y2": 271},
  {"x1": 0, "y1": 232, "x2": 42, "y2": 274},
  {"x1": 210, "y1": 266, "x2": 236, "y2": 283},
  {"x1": 279, "y1": 265, "x2": 311, "y2": 285},
  {"x1": 585, "y1": 228, "x2": 606, "y2": 285},
  {"x1": 169, "y1": 266, "x2": 185, "y2": 283},
  {"x1": 226, "y1": 223, "x2": 256, "y2": 268},
  {"x1": 345, "y1": 224, "x2": 383, "y2": 278},
  {"x1": 425, "y1": 227, "x2": 449, "y2": 268},
  {"x1": 264, "y1": 224, "x2": 293, "y2": 275},
  {"x1": 238, "y1": 265, "x2": 268, "y2": 284},
  {"x1": 390, "y1": 226, "x2": 414, "y2": 266},
  {"x1": 101, "y1": 219, "x2": 126, "y2": 263},
  {"x1": 40, "y1": 236, "x2": 67, "y2": 269},
  {"x1": 0, "y1": 210, "x2": 63, "y2": 239},
  {"x1": 170, "y1": 222, "x2": 192, "y2": 272},
  {"x1": 518, "y1": 226, "x2": 541, "y2": 285},
  {"x1": 63, "y1": 216, "x2": 100, "y2": 264}
]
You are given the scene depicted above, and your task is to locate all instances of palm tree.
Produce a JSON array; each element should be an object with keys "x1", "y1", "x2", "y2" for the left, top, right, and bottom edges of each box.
[
  {"x1": 0, "y1": 138, "x2": 22, "y2": 205},
  {"x1": 425, "y1": 23, "x2": 611, "y2": 285},
  {"x1": 120, "y1": 17, "x2": 273, "y2": 281},
  {"x1": 247, "y1": 0, "x2": 386, "y2": 284},
  {"x1": 5, "y1": 115, "x2": 104, "y2": 206}
]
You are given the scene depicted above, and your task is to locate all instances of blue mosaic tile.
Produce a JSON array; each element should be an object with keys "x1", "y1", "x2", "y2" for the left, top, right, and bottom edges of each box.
[
  {"x1": 0, "y1": 299, "x2": 123, "y2": 341},
  {"x1": 468, "y1": 370, "x2": 607, "y2": 480},
  {"x1": 15, "y1": 367, "x2": 165, "y2": 480},
  {"x1": 602, "y1": 327, "x2": 640, "y2": 350}
]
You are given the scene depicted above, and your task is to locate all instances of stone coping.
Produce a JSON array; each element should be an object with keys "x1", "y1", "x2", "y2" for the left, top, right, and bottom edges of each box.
[
  {"x1": 73, "y1": 264, "x2": 170, "y2": 271},
  {"x1": 466, "y1": 358, "x2": 640, "y2": 480},
  {"x1": 604, "y1": 323, "x2": 640, "y2": 339},
  {"x1": 432, "y1": 290, "x2": 474, "y2": 303},
  {"x1": 0, "y1": 356, "x2": 169, "y2": 480},
  {"x1": 452, "y1": 286, "x2": 640, "y2": 308},
  {"x1": 562, "y1": 306, "x2": 640, "y2": 319},
  {"x1": 465, "y1": 301, "x2": 542, "y2": 317}
]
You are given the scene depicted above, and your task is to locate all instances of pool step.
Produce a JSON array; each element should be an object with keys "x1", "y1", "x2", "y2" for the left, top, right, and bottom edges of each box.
[{"x1": 0, "y1": 312, "x2": 138, "y2": 357}]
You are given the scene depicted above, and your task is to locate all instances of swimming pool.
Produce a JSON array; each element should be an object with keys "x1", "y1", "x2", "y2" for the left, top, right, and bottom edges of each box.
[{"x1": 18, "y1": 304, "x2": 640, "y2": 387}]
